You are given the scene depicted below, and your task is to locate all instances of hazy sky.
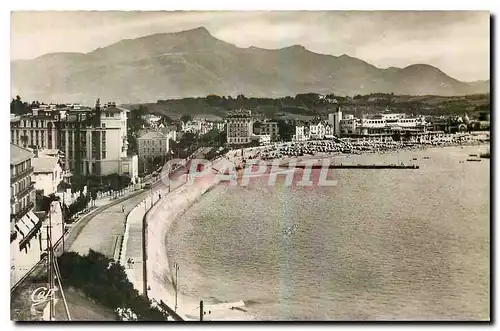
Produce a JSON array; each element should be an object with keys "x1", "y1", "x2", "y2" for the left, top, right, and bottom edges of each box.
[{"x1": 11, "y1": 11, "x2": 490, "y2": 81}]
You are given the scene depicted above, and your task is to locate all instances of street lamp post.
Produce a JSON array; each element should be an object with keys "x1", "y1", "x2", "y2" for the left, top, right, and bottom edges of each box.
[{"x1": 174, "y1": 263, "x2": 179, "y2": 312}]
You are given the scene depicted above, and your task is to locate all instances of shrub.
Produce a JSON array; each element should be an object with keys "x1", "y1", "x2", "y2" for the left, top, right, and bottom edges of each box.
[{"x1": 57, "y1": 250, "x2": 168, "y2": 321}]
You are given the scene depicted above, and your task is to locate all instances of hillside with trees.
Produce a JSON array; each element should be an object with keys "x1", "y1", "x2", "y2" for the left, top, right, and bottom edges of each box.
[{"x1": 123, "y1": 92, "x2": 490, "y2": 121}]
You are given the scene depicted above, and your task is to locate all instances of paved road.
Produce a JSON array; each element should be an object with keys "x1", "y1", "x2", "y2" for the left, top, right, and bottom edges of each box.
[{"x1": 67, "y1": 162, "x2": 191, "y2": 259}]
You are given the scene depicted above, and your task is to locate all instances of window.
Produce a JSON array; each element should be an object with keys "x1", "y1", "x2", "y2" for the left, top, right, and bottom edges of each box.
[{"x1": 101, "y1": 123, "x2": 106, "y2": 128}]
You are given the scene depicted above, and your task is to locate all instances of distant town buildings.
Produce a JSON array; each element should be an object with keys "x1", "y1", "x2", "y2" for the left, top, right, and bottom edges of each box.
[
  {"x1": 141, "y1": 114, "x2": 162, "y2": 129},
  {"x1": 180, "y1": 118, "x2": 223, "y2": 136},
  {"x1": 290, "y1": 109, "x2": 478, "y2": 142},
  {"x1": 214, "y1": 121, "x2": 226, "y2": 132}
]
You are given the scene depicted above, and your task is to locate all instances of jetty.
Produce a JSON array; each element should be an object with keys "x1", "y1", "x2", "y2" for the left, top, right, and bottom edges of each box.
[
  {"x1": 480, "y1": 152, "x2": 490, "y2": 159},
  {"x1": 281, "y1": 164, "x2": 419, "y2": 170}
]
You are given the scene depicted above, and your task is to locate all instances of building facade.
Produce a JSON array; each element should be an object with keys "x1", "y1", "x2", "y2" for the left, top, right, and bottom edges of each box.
[
  {"x1": 142, "y1": 114, "x2": 162, "y2": 128},
  {"x1": 338, "y1": 113, "x2": 429, "y2": 137},
  {"x1": 32, "y1": 154, "x2": 64, "y2": 196},
  {"x1": 254, "y1": 120, "x2": 279, "y2": 141},
  {"x1": 12, "y1": 100, "x2": 131, "y2": 177},
  {"x1": 251, "y1": 134, "x2": 272, "y2": 145},
  {"x1": 328, "y1": 110, "x2": 343, "y2": 137},
  {"x1": 356, "y1": 114, "x2": 427, "y2": 136},
  {"x1": 226, "y1": 109, "x2": 254, "y2": 145},
  {"x1": 181, "y1": 119, "x2": 214, "y2": 135},
  {"x1": 10, "y1": 108, "x2": 60, "y2": 150},
  {"x1": 309, "y1": 121, "x2": 334, "y2": 139},
  {"x1": 293, "y1": 124, "x2": 310, "y2": 142},
  {"x1": 137, "y1": 131, "x2": 170, "y2": 160},
  {"x1": 10, "y1": 144, "x2": 42, "y2": 286}
]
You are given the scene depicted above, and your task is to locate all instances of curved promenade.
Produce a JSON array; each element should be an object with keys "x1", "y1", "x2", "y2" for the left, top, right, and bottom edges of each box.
[{"x1": 120, "y1": 155, "x2": 255, "y2": 321}]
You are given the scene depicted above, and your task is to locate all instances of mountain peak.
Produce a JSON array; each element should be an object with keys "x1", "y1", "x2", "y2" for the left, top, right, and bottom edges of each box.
[
  {"x1": 177, "y1": 26, "x2": 211, "y2": 36},
  {"x1": 282, "y1": 44, "x2": 307, "y2": 51},
  {"x1": 403, "y1": 63, "x2": 440, "y2": 71}
]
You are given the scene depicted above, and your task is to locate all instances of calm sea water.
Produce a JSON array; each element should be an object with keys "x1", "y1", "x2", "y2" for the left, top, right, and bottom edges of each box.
[{"x1": 166, "y1": 145, "x2": 490, "y2": 321}]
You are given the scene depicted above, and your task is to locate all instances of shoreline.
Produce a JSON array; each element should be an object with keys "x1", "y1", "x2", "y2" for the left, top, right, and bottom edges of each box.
[
  {"x1": 145, "y1": 157, "x2": 257, "y2": 321},
  {"x1": 144, "y1": 141, "x2": 490, "y2": 321}
]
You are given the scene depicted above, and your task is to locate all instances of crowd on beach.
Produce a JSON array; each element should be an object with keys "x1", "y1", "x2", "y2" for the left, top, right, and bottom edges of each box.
[{"x1": 223, "y1": 132, "x2": 490, "y2": 164}]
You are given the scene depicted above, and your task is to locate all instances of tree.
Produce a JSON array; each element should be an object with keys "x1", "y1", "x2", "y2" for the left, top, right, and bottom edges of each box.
[
  {"x1": 57, "y1": 250, "x2": 168, "y2": 321},
  {"x1": 478, "y1": 112, "x2": 490, "y2": 121},
  {"x1": 160, "y1": 115, "x2": 173, "y2": 125},
  {"x1": 277, "y1": 120, "x2": 295, "y2": 142},
  {"x1": 206, "y1": 94, "x2": 222, "y2": 107},
  {"x1": 11, "y1": 95, "x2": 30, "y2": 115},
  {"x1": 136, "y1": 105, "x2": 148, "y2": 116},
  {"x1": 180, "y1": 114, "x2": 192, "y2": 124}
]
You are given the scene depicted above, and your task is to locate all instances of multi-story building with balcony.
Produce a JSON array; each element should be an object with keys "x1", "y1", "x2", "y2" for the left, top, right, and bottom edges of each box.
[
  {"x1": 226, "y1": 109, "x2": 253, "y2": 145},
  {"x1": 10, "y1": 144, "x2": 43, "y2": 285},
  {"x1": 10, "y1": 107, "x2": 61, "y2": 150},
  {"x1": 11, "y1": 100, "x2": 136, "y2": 177}
]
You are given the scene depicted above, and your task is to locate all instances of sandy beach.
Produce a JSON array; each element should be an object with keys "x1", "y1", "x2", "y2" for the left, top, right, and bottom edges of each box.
[{"x1": 145, "y1": 157, "x2": 257, "y2": 321}]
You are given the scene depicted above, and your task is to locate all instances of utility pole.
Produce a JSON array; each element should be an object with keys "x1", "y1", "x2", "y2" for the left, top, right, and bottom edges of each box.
[
  {"x1": 174, "y1": 263, "x2": 179, "y2": 312},
  {"x1": 61, "y1": 202, "x2": 65, "y2": 253},
  {"x1": 47, "y1": 207, "x2": 54, "y2": 321},
  {"x1": 199, "y1": 300, "x2": 203, "y2": 321}
]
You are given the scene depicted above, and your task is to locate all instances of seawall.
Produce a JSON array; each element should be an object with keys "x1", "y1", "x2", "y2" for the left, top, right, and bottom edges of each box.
[
  {"x1": 145, "y1": 168, "x2": 217, "y2": 320},
  {"x1": 144, "y1": 157, "x2": 256, "y2": 321}
]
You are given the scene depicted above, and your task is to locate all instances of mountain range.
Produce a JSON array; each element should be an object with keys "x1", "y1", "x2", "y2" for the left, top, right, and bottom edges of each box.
[{"x1": 11, "y1": 27, "x2": 490, "y2": 105}]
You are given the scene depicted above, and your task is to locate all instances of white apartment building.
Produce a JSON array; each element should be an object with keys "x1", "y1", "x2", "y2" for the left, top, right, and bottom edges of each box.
[
  {"x1": 11, "y1": 100, "x2": 137, "y2": 178},
  {"x1": 309, "y1": 121, "x2": 334, "y2": 139},
  {"x1": 58, "y1": 101, "x2": 129, "y2": 176},
  {"x1": 293, "y1": 125, "x2": 310, "y2": 142},
  {"x1": 32, "y1": 155, "x2": 63, "y2": 196},
  {"x1": 226, "y1": 109, "x2": 254, "y2": 145}
]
